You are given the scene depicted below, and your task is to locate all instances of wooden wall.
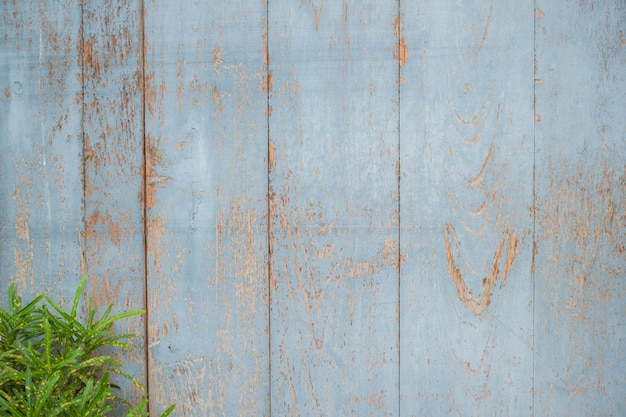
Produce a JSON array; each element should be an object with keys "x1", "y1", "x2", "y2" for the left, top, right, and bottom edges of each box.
[{"x1": 1, "y1": 1, "x2": 624, "y2": 415}]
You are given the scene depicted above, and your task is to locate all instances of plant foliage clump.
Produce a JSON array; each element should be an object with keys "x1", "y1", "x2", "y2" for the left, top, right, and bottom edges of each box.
[{"x1": 0, "y1": 276, "x2": 174, "y2": 417}]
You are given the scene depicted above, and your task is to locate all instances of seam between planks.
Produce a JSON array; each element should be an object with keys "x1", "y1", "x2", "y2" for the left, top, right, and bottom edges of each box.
[
  {"x1": 140, "y1": 0, "x2": 151, "y2": 413},
  {"x1": 265, "y1": 1, "x2": 272, "y2": 415},
  {"x1": 530, "y1": 0, "x2": 537, "y2": 416},
  {"x1": 80, "y1": 0, "x2": 87, "y2": 279},
  {"x1": 397, "y1": 0, "x2": 402, "y2": 414}
]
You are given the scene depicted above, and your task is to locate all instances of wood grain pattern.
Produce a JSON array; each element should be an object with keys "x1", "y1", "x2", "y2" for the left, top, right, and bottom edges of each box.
[
  {"x1": 2, "y1": 2, "x2": 625, "y2": 416},
  {"x1": 534, "y1": 2, "x2": 626, "y2": 415},
  {"x1": 400, "y1": 2, "x2": 534, "y2": 415},
  {"x1": 143, "y1": 1, "x2": 269, "y2": 415},
  {"x1": 268, "y1": 2, "x2": 399, "y2": 415},
  {"x1": 0, "y1": 2, "x2": 83, "y2": 299},
  {"x1": 81, "y1": 0, "x2": 146, "y2": 405}
]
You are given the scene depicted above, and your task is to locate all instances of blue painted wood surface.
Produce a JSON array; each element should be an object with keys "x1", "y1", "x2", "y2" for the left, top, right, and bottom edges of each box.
[
  {"x1": 0, "y1": 0, "x2": 146, "y2": 407},
  {"x1": 143, "y1": 1, "x2": 269, "y2": 415},
  {"x1": 81, "y1": 0, "x2": 147, "y2": 404},
  {"x1": 0, "y1": 1, "x2": 83, "y2": 298},
  {"x1": 400, "y1": 2, "x2": 534, "y2": 415},
  {"x1": 1, "y1": 1, "x2": 624, "y2": 416},
  {"x1": 534, "y1": 1, "x2": 626, "y2": 415},
  {"x1": 268, "y1": 1, "x2": 399, "y2": 415}
]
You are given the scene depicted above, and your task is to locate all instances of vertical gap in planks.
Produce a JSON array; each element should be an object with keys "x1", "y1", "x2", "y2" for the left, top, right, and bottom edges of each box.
[
  {"x1": 265, "y1": 1, "x2": 272, "y2": 415},
  {"x1": 140, "y1": 0, "x2": 150, "y2": 413},
  {"x1": 396, "y1": 0, "x2": 402, "y2": 413},
  {"x1": 530, "y1": 0, "x2": 537, "y2": 416},
  {"x1": 80, "y1": 0, "x2": 87, "y2": 277}
]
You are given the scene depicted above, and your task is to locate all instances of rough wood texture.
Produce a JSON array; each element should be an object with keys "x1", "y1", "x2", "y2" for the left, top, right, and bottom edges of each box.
[
  {"x1": 2, "y1": 1, "x2": 625, "y2": 416},
  {"x1": 81, "y1": 0, "x2": 146, "y2": 404},
  {"x1": 534, "y1": 2, "x2": 626, "y2": 415},
  {"x1": 268, "y1": 2, "x2": 399, "y2": 415},
  {"x1": 143, "y1": 1, "x2": 269, "y2": 415},
  {"x1": 400, "y1": 2, "x2": 534, "y2": 415},
  {"x1": 0, "y1": 2, "x2": 83, "y2": 297}
]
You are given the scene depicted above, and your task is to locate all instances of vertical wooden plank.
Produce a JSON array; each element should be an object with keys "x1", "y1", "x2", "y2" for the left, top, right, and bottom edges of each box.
[
  {"x1": 268, "y1": 1, "x2": 399, "y2": 415},
  {"x1": 534, "y1": 2, "x2": 626, "y2": 415},
  {"x1": 0, "y1": 3, "x2": 83, "y2": 297},
  {"x1": 400, "y1": 1, "x2": 534, "y2": 415},
  {"x1": 144, "y1": 1, "x2": 269, "y2": 415},
  {"x1": 82, "y1": 0, "x2": 146, "y2": 405}
]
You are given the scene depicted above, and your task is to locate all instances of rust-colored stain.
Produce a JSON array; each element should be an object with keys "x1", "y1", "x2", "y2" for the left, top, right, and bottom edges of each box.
[
  {"x1": 306, "y1": 1, "x2": 322, "y2": 31},
  {"x1": 12, "y1": 172, "x2": 34, "y2": 289},
  {"x1": 273, "y1": 189, "x2": 399, "y2": 348},
  {"x1": 268, "y1": 183, "x2": 277, "y2": 293},
  {"x1": 146, "y1": 215, "x2": 166, "y2": 283},
  {"x1": 4, "y1": 87, "x2": 10, "y2": 99},
  {"x1": 444, "y1": 224, "x2": 520, "y2": 315},
  {"x1": 211, "y1": 84, "x2": 222, "y2": 114},
  {"x1": 393, "y1": 15, "x2": 408, "y2": 70},
  {"x1": 461, "y1": 2, "x2": 493, "y2": 63},
  {"x1": 212, "y1": 48, "x2": 223, "y2": 74},
  {"x1": 88, "y1": 272, "x2": 123, "y2": 310},
  {"x1": 176, "y1": 58, "x2": 186, "y2": 109},
  {"x1": 83, "y1": 135, "x2": 99, "y2": 181},
  {"x1": 535, "y1": 8, "x2": 545, "y2": 19},
  {"x1": 144, "y1": 71, "x2": 157, "y2": 118},
  {"x1": 537, "y1": 161, "x2": 626, "y2": 309},
  {"x1": 261, "y1": 70, "x2": 273, "y2": 94},
  {"x1": 143, "y1": 134, "x2": 168, "y2": 209},
  {"x1": 14, "y1": 189, "x2": 30, "y2": 241},
  {"x1": 450, "y1": 94, "x2": 491, "y2": 130},
  {"x1": 440, "y1": 4, "x2": 525, "y2": 318},
  {"x1": 85, "y1": 208, "x2": 126, "y2": 250},
  {"x1": 13, "y1": 247, "x2": 34, "y2": 290},
  {"x1": 268, "y1": 139, "x2": 276, "y2": 171},
  {"x1": 466, "y1": 143, "x2": 495, "y2": 188},
  {"x1": 262, "y1": 15, "x2": 269, "y2": 68},
  {"x1": 190, "y1": 75, "x2": 209, "y2": 108},
  {"x1": 533, "y1": 154, "x2": 625, "y2": 403},
  {"x1": 83, "y1": 38, "x2": 100, "y2": 77}
]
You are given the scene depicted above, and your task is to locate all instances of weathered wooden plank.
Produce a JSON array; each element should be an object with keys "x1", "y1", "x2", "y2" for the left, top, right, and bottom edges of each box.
[
  {"x1": 143, "y1": 1, "x2": 269, "y2": 415},
  {"x1": 400, "y1": 2, "x2": 534, "y2": 415},
  {"x1": 0, "y1": 3, "x2": 83, "y2": 298},
  {"x1": 268, "y1": 2, "x2": 399, "y2": 415},
  {"x1": 81, "y1": 0, "x2": 146, "y2": 406},
  {"x1": 534, "y1": 2, "x2": 626, "y2": 415}
]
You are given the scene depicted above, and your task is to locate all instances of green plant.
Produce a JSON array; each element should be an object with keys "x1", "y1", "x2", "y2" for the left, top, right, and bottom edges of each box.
[{"x1": 0, "y1": 276, "x2": 175, "y2": 417}]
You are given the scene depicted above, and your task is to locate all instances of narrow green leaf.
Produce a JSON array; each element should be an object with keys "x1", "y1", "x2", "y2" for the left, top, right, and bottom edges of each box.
[
  {"x1": 43, "y1": 315, "x2": 52, "y2": 370},
  {"x1": 7, "y1": 283, "x2": 20, "y2": 315},
  {"x1": 161, "y1": 403, "x2": 177, "y2": 417},
  {"x1": 71, "y1": 275, "x2": 88, "y2": 319},
  {"x1": 1, "y1": 277, "x2": 174, "y2": 416},
  {"x1": 81, "y1": 372, "x2": 113, "y2": 417},
  {"x1": 99, "y1": 304, "x2": 114, "y2": 324},
  {"x1": 125, "y1": 397, "x2": 149, "y2": 417},
  {"x1": 111, "y1": 368, "x2": 145, "y2": 392},
  {"x1": 15, "y1": 294, "x2": 45, "y2": 320},
  {"x1": 24, "y1": 368, "x2": 33, "y2": 411},
  {"x1": 33, "y1": 372, "x2": 61, "y2": 416},
  {"x1": 87, "y1": 302, "x2": 98, "y2": 330},
  {"x1": 44, "y1": 296, "x2": 81, "y2": 331},
  {"x1": 94, "y1": 309, "x2": 145, "y2": 332}
]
